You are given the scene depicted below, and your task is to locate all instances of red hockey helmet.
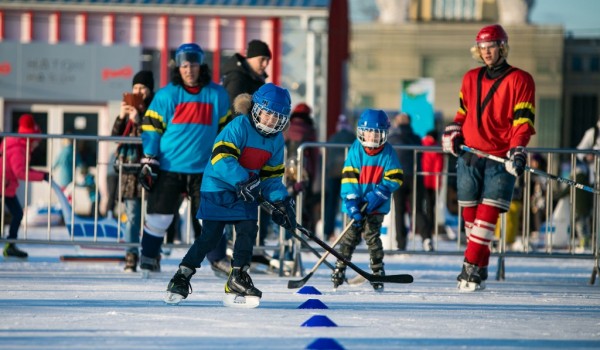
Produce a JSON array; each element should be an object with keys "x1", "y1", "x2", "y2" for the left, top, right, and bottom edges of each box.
[{"x1": 476, "y1": 24, "x2": 508, "y2": 43}]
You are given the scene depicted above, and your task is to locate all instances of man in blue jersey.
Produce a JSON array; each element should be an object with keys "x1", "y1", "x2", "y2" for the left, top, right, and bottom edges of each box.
[
  {"x1": 331, "y1": 109, "x2": 404, "y2": 292},
  {"x1": 163, "y1": 83, "x2": 296, "y2": 308},
  {"x1": 137, "y1": 43, "x2": 231, "y2": 275}
]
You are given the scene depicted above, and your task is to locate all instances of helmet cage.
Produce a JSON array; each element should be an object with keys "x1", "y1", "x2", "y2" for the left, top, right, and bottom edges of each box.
[
  {"x1": 251, "y1": 103, "x2": 289, "y2": 136},
  {"x1": 357, "y1": 126, "x2": 388, "y2": 148}
]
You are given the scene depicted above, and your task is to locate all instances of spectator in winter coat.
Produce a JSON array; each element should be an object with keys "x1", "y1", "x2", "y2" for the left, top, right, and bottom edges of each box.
[
  {"x1": 421, "y1": 130, "x2": 443, "y2": 244},
  {"x1": 222, "y1": 39, "x2": 272, "y2": 113},
  {"x1": 324, "y1": 114, "x2": 356, "y2": 242},
  {"x1": 1, "y1": 114, "x2": 49, "y2": 258},
  {"x1": 217, "y1": 39, "x2": 273, "y2": 273},
  {"x1": 111, "y1": 70, "x2": 154, "y2": 272},
  {"x1": 387, "y1": 112, "x2": 432, "y2": 251}
]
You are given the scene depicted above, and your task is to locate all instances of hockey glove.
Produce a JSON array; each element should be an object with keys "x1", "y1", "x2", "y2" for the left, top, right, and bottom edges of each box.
[
  {"x1": 138, "y1": 156, "x2": 160, "y2": 192},
  {"x1": 505, "y1": 146, "x2": 527, "y2": 177},
  {"x1": 442, "y1": 122, "x2": 464, "y2": 157},
  {"x1": 271, "y1": 196, "x2": 297, "y2": 230},
  {"x1": 345, "y1": 196, "x2": 364, "y2": 227},
  {"x1": 236, "y1": 173, "x2": 261, "y2": 202},
  {"x1": 364, "y1": 185, "x2": 391, "y2": 214}
]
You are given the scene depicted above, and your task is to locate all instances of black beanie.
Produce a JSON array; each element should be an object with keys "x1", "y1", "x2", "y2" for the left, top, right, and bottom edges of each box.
[
  {"x1": 132, "y1": 70, "x2": 154, "y2": 91},
  {"x1": 246, "y1": 40, "x2": 272, "y2": 59}
]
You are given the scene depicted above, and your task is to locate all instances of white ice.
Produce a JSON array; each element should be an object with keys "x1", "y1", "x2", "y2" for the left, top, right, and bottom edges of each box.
[{"x1": 1, "y1": 234, "x2": 600, "y2": 350}]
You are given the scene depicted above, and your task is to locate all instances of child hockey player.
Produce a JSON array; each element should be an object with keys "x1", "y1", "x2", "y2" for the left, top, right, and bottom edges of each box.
[
  {"x1": 164, "y1": 83, "x2": 296, "y2": 308},
  {"x1": 331, "y1": 109, "x2": 403, "y2": 291}
]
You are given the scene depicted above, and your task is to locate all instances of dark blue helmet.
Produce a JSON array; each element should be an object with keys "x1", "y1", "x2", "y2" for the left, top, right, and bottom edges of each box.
[
  {"x1": 251, "y1": 83, "x2": 292, "y2": 136},
  {"x1": 357, "y1": 109, "x2": 390, "y2": 148},
  {"x1": 175, "y1": 43, "x2": 204, "y2": 67}
]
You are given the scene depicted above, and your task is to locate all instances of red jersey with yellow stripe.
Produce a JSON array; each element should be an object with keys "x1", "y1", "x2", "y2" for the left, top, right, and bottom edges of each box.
[{"x1": 454, "y1": 65, "x2": 536, "y2": 157}]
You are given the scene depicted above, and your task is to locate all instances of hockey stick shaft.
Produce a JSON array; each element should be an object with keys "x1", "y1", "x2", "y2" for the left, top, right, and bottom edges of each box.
[
  {"x1": 258, "y1": 196, "x2": 413, "y2": 284},
  {"x1": 461, "y1": 145, "x2": 600, "y2": 195},
  {"x1": 287, "y1": 217, "x2": 357, "y2": 289}
]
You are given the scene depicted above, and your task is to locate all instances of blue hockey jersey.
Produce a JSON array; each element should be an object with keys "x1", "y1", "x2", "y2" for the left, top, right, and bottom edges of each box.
[
  {"x1": 197, "y1": 115, "x2": 288, "y2": 221},
  {"x1": 141, "y1": 81, "x2": 231, "y2": 174},
  {"x1": 340, "y1": 140, "x2": 403, "y2": 215}
]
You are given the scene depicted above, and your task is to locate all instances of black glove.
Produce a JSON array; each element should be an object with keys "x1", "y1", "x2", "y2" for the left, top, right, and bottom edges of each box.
[
  {"x1": 236, "y1": 173, "x2": 261, "y2": 202},
  {"x1": 442, "y1": 122, "x2": 464, "y2": 157},
  {"x1": 42, "y1": 172, "x2": 50, "y2": 182},
  {"x1": 272, "y1": 196, "x2": 297, "y2": 230},
  {"x1": 505, "y1": 146, "x2": 527, "y2": 177},
  {"x1": 138, "y1": 156, "x2": 160, "y2": 191}
]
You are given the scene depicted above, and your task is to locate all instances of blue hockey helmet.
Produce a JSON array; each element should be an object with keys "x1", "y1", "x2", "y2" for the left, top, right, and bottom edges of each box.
[
  {"x1": 175, "y1": 43, "x2": 204, "y2": 67},
  {"x1": 251, "y1": 83, "x2": 292, "y2": 136},
  {"x1": 357, "y1": 109, "x2": 390, "y2": 148}
]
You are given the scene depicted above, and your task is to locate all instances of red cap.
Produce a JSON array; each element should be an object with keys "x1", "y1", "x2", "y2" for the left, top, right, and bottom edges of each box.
[
  {"x1": 17, "y1": 114, "x2": 41, "y2": 134},
  {"x1": 292, "y1": 102, "x2": 312, "y2": 115},
  {"x1": 476, "y1": 24, "x2": 508, "y2": 43}
]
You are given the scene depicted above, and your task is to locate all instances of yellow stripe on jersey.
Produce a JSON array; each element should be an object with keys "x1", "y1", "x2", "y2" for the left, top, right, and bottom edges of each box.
[
  {"x1": 341, "y1": 166, "x2": 360, "y2": 184},
  {"x1": 210, "y1": 141, "x2": 240, "y2": 165}
]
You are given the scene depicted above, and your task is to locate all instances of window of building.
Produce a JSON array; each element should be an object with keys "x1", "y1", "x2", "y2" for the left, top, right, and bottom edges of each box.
[
  {"x1": 571, "y1": 55, "x2": 583, "y2": 72},
  {"x1": 570, "y1": 94, "x2": 598, "y2": 147},
  {"x1": 590, "y1": 55, "x2": 600, "y2": 72}
]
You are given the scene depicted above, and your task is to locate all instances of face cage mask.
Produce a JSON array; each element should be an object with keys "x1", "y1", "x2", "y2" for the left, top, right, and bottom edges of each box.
[
  {"x1": 357, "y1": 127, "x2": 388, "y2": 148},
  {"x1": 252, "y1": 104, "x2": 289, "y2": 136}
]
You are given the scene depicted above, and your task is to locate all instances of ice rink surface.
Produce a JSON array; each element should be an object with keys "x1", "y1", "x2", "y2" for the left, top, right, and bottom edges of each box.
[{"x1": 1, "y1": 237, "x2": 600, "y2": 350}]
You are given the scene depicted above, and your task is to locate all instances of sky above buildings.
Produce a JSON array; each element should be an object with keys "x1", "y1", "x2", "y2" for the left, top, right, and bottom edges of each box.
[{"x1": 349, "y1": 0, "x2": 600, "y2": 38}]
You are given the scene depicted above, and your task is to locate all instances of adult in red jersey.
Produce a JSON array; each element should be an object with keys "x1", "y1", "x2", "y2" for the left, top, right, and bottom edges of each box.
[{"x1": 441, "y1": 24, "x2": 536, "y2": 291}]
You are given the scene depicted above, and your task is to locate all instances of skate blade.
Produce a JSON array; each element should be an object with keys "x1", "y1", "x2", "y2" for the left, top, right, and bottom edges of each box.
[
  {"x1": 222, "y1": 293, "x2": 260, "y2": 308},
  {"x1": 141, "y1": 270, "x2": 150, "y2": 279},
  {"x1": 164, "y1": 292, "x2": 184, "y2": 305},
  {"x1": 457, "y1": 279, "x2": 481, "y2": 292}
]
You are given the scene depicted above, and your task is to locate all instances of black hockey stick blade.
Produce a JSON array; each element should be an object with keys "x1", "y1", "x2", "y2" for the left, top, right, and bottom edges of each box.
[{"x1": 287, "y1": 271, "x2": 315, "y2": 289}]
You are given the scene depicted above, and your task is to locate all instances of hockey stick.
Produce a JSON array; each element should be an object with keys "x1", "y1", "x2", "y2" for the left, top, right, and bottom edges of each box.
[
  {"x1": 259, "y1": 196, "x2": 413, "y2": 285},
  {"x1": 288, "y1": 217, "x2": 355, "y2": 288},
  {"x1": 461, "y1": 145, "x2": 600, "y2": 195}
]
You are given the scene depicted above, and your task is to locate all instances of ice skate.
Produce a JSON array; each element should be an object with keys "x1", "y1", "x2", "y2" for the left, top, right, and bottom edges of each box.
[
  {"x1": 123, "y1": 252, "x2": 138, "y2": 273},
  {"x1": 223, "y1": 265, "x2": 261, "y2": 308},
  {"x1": 3, "y1": 243, "x2": 28, "y2": 259},
  {"x1": 370, "y1": 264, "x2": 385, "y2": 292},
  {"x1": 331, "y1": 263, "x2": 346, "y2": 291},
  {"x1": 210, "y1": 258, "x2": 231, "y2": 279},
  {"x1": 139, "y1": 255, "x2": 160, "y2": 279},
  {"x1": 457, "y1": 260, "x2": 482, "y2": 292},
  {"x1": 164, "y1": 266, "x2": 195, "y2": 305},
  {"x1": 479, "y1": 266, "x2": 488, "y2": 290}
]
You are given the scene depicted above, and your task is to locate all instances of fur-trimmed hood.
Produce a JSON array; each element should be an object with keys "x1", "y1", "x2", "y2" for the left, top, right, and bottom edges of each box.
[{"x1": 233, "y1": 93, "x2": 252, "y2": 115}]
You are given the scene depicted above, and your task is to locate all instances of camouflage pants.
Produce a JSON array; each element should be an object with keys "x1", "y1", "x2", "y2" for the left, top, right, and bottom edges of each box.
[{"x1": 338, "y1": 213, "x2": 385, "y2": 271}]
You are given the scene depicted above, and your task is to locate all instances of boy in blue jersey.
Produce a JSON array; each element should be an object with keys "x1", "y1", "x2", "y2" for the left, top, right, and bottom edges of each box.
[
  {"x1": 331, "y1": 109, "x2": 403, "y2": 291},
  {"x1": 164, "y1": 83, "x2": 297, "y2": 308},
  {"x1": 137, "y1": 43, "x2": 231, "y2": 275}
]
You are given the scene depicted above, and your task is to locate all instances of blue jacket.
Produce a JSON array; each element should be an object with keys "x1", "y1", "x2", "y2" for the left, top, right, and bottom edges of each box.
[
  {"x1": 197, "y1": 115, "x2": 288, "y2": 221},
  {"x1": 340, "y1": 140, "x2": 403, "y2": 215}
]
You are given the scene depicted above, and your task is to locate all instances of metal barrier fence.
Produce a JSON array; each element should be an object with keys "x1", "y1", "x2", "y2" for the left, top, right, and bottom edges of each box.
[{"x1": 1, "y1": 132, "x2": 599, "y2": 284}]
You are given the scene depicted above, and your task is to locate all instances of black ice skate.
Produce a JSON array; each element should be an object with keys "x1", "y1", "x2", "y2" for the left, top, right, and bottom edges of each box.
[
  {"x1": 457, "y1": 260, "x2": 482, "y2": 292},
  {"x1": 139, "y1": 254, "x2": 161, "y2": 279},
  {"x1": 479, "y1": 266, "x2": 488, "y2": 290},
  {"x1": 3, "y1": 243, "x2": 28, "y2": 258},
  {"x1": 164, "y1": 265, "x2": 195, "y2": 305},
  {"x1": 331, "y1": 262, "x2": 346, "y2": 290},
  {"x1": 124, "y1": 252, "x2": 138, "y2": 273},
  {"x1": 223, "y1": 265, "x2": 261, "y2": 308},
  {"x1": 370, "y1": 264, "x2": 385, "y2": 292}
]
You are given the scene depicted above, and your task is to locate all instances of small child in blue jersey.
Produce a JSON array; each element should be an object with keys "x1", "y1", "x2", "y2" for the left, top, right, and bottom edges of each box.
[
  {"x1": 331, "y1": 109, "x2": 403, "y2": 291},
  {"x1": 164, "y1": 83, "x2": 296, "y2": 308}
]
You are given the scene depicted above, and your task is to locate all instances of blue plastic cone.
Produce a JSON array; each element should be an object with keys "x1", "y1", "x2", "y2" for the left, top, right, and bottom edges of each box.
[
  {"x1": 306, "y1": 337, "x2": 345, "y2": 350},
  {"x1": 298, "y1": 299, "x2": 329, "y2": 309},
  {"x1": 297, "y1": 286, "x2": 322, "y2": 295},
  {"x1": 301, "y1": 315, "x2": 337, "y2": 327}
]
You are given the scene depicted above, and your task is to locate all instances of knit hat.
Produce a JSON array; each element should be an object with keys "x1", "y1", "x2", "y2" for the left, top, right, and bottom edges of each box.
[
  {"x1": 247, "y1": 40, "x2": 272, "y2": 59},
  {"x1": 17, "y1": 114, "x2": 41, "y2": 134},
  {"x1": 132, "y1": 70, "x2": 154, "y2": 92}
]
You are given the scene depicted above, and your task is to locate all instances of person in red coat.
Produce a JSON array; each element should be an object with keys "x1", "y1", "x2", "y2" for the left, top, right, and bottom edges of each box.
[
  {"x1": 1, "y1": 114, "x2": 48, "y2": 258},
  {"x1": 421, "y1": 130, "x2": 444, "y2": 246}
]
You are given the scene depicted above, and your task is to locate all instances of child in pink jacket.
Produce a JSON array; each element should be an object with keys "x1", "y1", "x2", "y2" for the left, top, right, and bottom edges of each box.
[{"x1": 1, "y1": 114, "x2": 48, "y2": 258}]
